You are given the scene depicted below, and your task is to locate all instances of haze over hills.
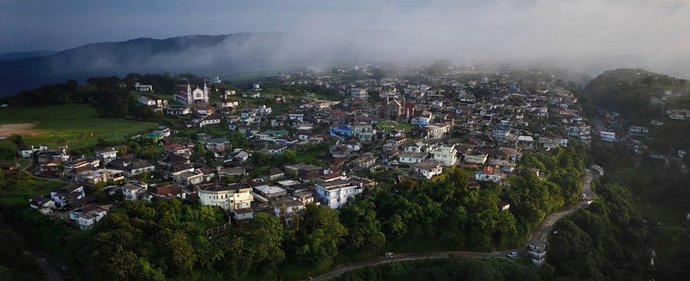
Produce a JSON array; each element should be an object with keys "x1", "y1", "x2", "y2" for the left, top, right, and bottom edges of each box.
[
  {"x1": 1, "y1": 31, "x2": 688, "y2": 98},
  {"x1": 0, "y1": 32, "x2": 405, "y2": 97}
]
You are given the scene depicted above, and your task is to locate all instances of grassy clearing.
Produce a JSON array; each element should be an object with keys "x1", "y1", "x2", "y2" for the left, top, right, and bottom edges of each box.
[
  {"x1": 377, "y1": 120, "x2": 413, "y2": 133},
  {"x1": 0, "y1": 176, "x2": 64, "y2": 207},
  {"x1": 0, "y1": 104, "x2": 158, "y2": 149}
]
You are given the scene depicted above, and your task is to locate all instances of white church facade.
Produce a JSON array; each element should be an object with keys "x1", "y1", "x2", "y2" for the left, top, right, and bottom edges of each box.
[{"x1": 175, "y1": 82, "x2": 210, "y2": 105}]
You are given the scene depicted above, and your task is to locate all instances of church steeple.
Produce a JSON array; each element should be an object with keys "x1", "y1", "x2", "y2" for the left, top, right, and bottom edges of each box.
[
  {"x1": 203, "y1": 80, "x2": 209, "y2": 103},
  {"x1": 186, "y1": 81, "x2": 192, "y2": 105}
]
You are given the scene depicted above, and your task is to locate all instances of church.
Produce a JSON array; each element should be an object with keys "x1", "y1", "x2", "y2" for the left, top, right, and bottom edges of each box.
[{"x1": 174, "y1": 82, "x2": 209, "y2": 105}]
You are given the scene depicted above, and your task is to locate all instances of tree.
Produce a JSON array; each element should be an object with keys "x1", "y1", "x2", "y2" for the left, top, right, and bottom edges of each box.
[
  {"x1": 292, "y1": 205, "x2": 348, "y2": 271},
  {"x1": 339, "y1": 199, "x2": 386, "y2": 257}
]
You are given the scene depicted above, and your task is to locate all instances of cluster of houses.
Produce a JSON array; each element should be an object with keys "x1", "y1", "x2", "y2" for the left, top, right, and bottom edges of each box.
[{"x1": 23, "y1": 66, "x2": 599, "y2": 232}]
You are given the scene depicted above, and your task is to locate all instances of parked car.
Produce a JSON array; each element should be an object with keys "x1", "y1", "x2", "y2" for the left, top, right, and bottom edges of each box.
[{"x1": 507, "y1": 251, "x2": 519, "y2": 259}]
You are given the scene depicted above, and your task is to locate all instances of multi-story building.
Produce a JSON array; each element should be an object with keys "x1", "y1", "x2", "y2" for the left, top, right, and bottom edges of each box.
[
  {"x1": 314, "y1": 180, "x2": 363, "y2": 209},
  {"x1": 352, "y1": 122, "x2": 376, "y2": 143},
  {"x1": 198, "y1": 183, "x2": 253, "y2": 211},
  {"x1": 430, "y1": 144, "x2": 458, "y2": 166}
]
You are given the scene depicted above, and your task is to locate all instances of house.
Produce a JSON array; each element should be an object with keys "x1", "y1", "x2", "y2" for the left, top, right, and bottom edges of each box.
[
  {"x1": 197, "y1": 115, "x2": 222, "y2": 128},
  {"x1": 204, "y1": 138, "x2": 230, "y2": 153},
  {"x1": 19, "y1": 146, "x2": 34, "y2": 158},
  {"x1": 69, "y1": 204, "x2": 109, "y2": 231},
  {"x1": 353, "y1": 122, "x2": 376, "y2": 143},
  {"x1": 166, "y1": 106, "x2": 192, "y2": 116},
  {"x1": 350, "y1": 88, "x2": 368, "y2": 99},
  {"x1": 122, "y1": 181, "x2": 149, "y2": 201},
  {"x1": 76, "y1": 169, "x2": 126, "y2": 185},
  {"x1": 492, "y1": 124, "x2": 511, "y2": 142},
  {"x1": 126, "y1": 160, "x2": 155, "y2": 177},
  {"x1": 138, "y1": 95, "x2": 168, "y2": 108},
  {"x1": 234, "y1": 208, "x2": 254, "y2": 221},
  {"x1": 273, "y1": 196, "x2": 306, "y2": 220},
  {"x1": 196, "y1": 105, "x2": 214, "y2": 116},
  {"x1": 463, "y1": 150, "x2": 488, "y2": 165},
  {"x1": 29, "y1": 196, "x2": 56, "y2": 214},
  {"x1": 267, "y1": 168, "x2": 284, "y2": 180},
  {"x1": 50, "y1": 186, "x2": 86, "y2": 208},
  {"x1": 398, "y1": 142, "x2": 428, "y2": 164},
  {"x1": 288, "y1": 113, "x2": 304, "y2": 122},
  {"x1": 134, "y1": 83, "x2": 153, "y2": 92},
  {"x1": 420, "y1": 124, "x2": 450, "y2": 140},
  {"x1": 314, "y1": 180, "x2": 363, "y2": 209},
  {"x1": 173, "y1": 170, "x2": 205, "y2": 186},
  {"x1": 600, "y1": 131, "x2": 616, "y2": 142},
  {"x1": 430, "y1": 144, "x2": 458, "y2": 166},
  {"x1": 253, "y1": 185, "x2": 288, "y2": 199},
  {"x1": 351, "y1": 153, "x2": 377, "y2": 170},
  {"x1": 628, "y1": 126, "x2": 649, "y2": 136},
  {"x1": 410, "y1": 112, "x2": 433, "y2": 126},
  {"x1": 152, "y1": 183, "x2": 185, "y2": 199},
  {"x1": 475, "y1": 166, "x2": 503, "y2": 183},
  {"x1": 527, "y1": 240, "x2": 548, "y2": 266},
  {"x1": 516, "y1": 135, "x2": 535, "y2": 149},
  {"x1": 95, "y1": 147, "x2": 118, "y2": 165},
  {"x1": 197, "y1": 183, "x2": 253, "y2": 211},
  {"x1": 412, "y1": 161, "x2": 443, "y2": 179}
]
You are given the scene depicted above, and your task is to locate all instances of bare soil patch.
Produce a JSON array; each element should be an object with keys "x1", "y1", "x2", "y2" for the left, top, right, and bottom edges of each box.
[{"x1": 0, "y1": 123, "x2": 45, "y2": 137}]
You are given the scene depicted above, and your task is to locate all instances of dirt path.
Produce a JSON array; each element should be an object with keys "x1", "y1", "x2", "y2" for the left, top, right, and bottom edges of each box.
[
  {"x1": 0, "y1": 123, "x2": 44, "y2": 137},
  {"x1": 309, "y1": 169, "x2": 595, "y2": 281}
]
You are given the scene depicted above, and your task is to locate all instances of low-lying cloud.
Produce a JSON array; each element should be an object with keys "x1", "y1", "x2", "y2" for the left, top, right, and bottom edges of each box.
[{"x1": 2, "y1": 0, "x2": 690, "y2": 78}]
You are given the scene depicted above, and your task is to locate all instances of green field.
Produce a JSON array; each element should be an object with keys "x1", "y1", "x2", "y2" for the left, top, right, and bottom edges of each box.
[
  {"x1": 377, "y1": 120, "x2": 413, "y2": 132},
  {"x1": 0, "y1": 176, "x2": 64, "y2": 207},
  {"x1": 0, "y1": 104, "x2": 158, "y2": 149}
]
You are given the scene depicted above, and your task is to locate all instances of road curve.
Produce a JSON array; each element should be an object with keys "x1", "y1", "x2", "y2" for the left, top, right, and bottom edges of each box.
[{"x1": 309, "y1": 169, "x2": 595, "y2": 281}]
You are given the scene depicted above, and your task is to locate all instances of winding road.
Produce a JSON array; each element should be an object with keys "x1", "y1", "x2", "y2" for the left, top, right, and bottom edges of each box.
[{"x1": 310, "y1": 169, "x2": 595, "y2": 281}]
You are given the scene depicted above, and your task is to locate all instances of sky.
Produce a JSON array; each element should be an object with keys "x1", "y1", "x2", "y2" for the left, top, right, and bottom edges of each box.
[{"x1": 1, "y1": 0, "x2": 689, "y2": 76}]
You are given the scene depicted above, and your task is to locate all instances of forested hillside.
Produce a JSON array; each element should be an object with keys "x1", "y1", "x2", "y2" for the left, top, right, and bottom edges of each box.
[{"x1": 584, "y1": 68, "x2": 688, "y2": 124}]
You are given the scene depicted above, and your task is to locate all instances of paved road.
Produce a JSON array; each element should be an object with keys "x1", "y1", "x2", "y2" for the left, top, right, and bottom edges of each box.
[
  {"x1": 531, "y1": 169, "x2": 594, "y2": 241},
  {"x1": 310, "y1": 169, "x2": 595, "y2": 281}
]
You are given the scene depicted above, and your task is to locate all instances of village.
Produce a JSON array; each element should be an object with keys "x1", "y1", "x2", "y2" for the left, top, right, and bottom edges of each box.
[{"x1": 20, "y1": 65, "x2": 601, "y2": 238}]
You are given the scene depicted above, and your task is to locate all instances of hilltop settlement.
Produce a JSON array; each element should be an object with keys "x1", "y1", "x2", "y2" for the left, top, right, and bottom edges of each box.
[{"x1": 18, "y1": 65, "x2": 592, "y2": 234}]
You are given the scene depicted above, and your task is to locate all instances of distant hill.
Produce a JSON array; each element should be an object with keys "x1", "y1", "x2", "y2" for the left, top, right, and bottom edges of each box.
[
  {"x1": 0, "y1": 32, "x2": 399, "y2": 97},
  {"x1": 584, "y1": 68, "x2": 689, "y2": 122},
  {"x1": 0, "y1": 50, "x2": 57, "y2": 61}
]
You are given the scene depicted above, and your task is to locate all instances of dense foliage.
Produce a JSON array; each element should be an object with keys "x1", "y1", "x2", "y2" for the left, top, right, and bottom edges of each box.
[
  {"x1": 584, "y1": 68, "x2": 688, "y2": 124},
  {"x1": 547, "y1": 182, "x2": 653, "y2": 280},
  {"x1": 334, "y1": 257, "x2": 542, "y2": 281},
  {"x1": 338, "y1": 144, "x2": 587, "y2": 255}
]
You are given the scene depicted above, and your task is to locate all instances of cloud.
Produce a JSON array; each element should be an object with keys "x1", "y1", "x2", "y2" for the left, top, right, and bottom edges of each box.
[{"x1": 2, "y1": 0, "x2": 689, "y2": 77}]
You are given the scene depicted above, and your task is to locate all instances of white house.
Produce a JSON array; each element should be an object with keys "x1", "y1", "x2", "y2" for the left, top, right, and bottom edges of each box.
[
  {"x1": 475, "y1": 166, "x2": 503, "y2": 183},
  {"x1": 69, "y1": 204, "x2": 109, "y2": 231},
  {"x1": 463, "y1": 151, "x2": 488, "y2": 165},
  {"x1": 430, "y1": 144, "x2": 458, "y2": 166},
  {"x1": 122, "y1": 181, "x2": 149, "y2": 201},
  {"x1": 135, "y1": 83, "x2": 153, "y2": 92},
  {"x1": 95, "y1": 147, "x2": 118, "y2": 165},
  {"x1": 353, "y1": 122, "x2": 376, "y2": 143},
  {"x1": 126, "y1": 160, "x2": 155, "y2": 177},
  {"x1": 29, "y1": 197, "x2": 56, "y2": 214},
  {"x1": 273, "y1": 196, "x2": 306, "y2": 222},
  {"x1": 314, "y1": 180, "x2": 363, "y2": 209},
  {"x1": 600, "y1": 131, "x2": 616, "y2": 142},
  {"x1": 412, "y1": 161, "x2": 443, "y2": 179},
  {"x1": 198, "y1": 183, "x2": 253, "y2": 211}
]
